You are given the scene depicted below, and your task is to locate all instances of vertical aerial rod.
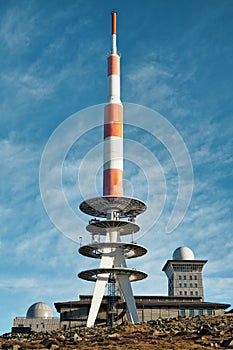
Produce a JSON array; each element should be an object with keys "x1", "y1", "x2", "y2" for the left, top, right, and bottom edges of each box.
[
  {"x1": 103, "y1": 11, "x2": 124, "y2": 196},
  {"x1": 111, "y1": 11, "x2": 117, "y2": 54}
]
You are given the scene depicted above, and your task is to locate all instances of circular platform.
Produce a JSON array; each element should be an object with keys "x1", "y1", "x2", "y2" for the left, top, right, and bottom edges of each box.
[
  {"x1": 79, "y1": 196, "x2": 147, "y2": 218},
  {"x1": 78, "y1": 267, "x2": 148, "y2": 282},
  {"x1": 78, "y1": 242, "x2": 147, "y2": 259},
  {"x1": 86, "y1": 220, "x2": 140, "y2": 236}
]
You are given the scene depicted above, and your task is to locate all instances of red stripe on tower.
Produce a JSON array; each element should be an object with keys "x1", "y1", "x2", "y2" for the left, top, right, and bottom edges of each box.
[{"x1": 103, "y1": 12, "x2": 123, "y2": 196}]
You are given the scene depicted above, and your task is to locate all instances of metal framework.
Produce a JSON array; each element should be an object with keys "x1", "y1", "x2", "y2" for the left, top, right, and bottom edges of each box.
[{"x1": 78, "y1": 196, "x2": 147, "y2": 327}]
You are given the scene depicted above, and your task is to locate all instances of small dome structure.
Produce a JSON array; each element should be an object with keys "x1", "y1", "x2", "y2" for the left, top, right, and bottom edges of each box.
[
  {"x1": 173, "y1": 246, "x2": 195, "y2": 260},
  {"x1": 26, "y1": 302, "x2": 53, "y2": 319}
]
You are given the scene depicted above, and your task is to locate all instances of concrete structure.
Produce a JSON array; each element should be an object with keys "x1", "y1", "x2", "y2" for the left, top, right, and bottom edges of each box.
[
  {"x1": 13, "y1": 302, "x2": 59, "y2": 332},
  {"x1": 162, "y1": 246, "x2": 207, "y2": 299},
  {"x1": 78, "y1": 11, "x2": 147, "y2": 327},
  {"x1": 55, "y1": 247, "x2": 230, "y2": 328},
  {"x1": 55, "y1": 295, "x2": 229, "y2": 329}
]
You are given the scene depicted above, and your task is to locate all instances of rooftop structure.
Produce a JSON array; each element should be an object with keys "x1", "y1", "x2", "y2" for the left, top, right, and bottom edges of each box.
[
  {"x1": 163, "y1": 247, "x2": 207, "y2": 300},
  {"x1": 13, "y1": 302, "x2": 59, "y2": 332},
  {"x1": 173, "y1": 246, "x2": 195, "y2": 260},
  {"x1": 26, "y1": 302, "x2": 53, "y2": 319}
]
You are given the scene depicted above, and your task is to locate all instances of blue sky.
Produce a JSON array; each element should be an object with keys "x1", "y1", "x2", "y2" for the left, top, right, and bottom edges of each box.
[{"x1": 0, "y1": 0, "x2": 232, "y2": 334}]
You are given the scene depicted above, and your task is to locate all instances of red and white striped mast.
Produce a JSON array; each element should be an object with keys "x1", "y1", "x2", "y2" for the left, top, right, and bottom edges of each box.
[
  {"x1": 78, "y1": 12, "x2": 147, "y2": 327},
  {"x1": 103, "y1": 11, "x2": 123, "y2": 196}
]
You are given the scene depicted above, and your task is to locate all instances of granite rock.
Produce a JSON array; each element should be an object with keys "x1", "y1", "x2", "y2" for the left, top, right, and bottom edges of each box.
[{"x1": 1, "y1": 314, "x2": 233, "y2": 349}]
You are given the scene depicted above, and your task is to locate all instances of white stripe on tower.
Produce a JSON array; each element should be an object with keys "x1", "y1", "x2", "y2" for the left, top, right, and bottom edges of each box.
[{"x1": 103, "y1": 11, "x2": 124, "y2": 196}]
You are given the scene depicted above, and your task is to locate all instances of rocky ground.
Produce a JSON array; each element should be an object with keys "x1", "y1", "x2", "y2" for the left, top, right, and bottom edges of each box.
[{"x1": 0, "y1": 314, "x2": 233, "y2": 349}]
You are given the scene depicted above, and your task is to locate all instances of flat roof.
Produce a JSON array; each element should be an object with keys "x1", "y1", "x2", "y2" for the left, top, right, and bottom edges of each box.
[
  {"x1": 54, "y1": 295, "x2": 230, "y2": 313},
  {"x1": 162, "y1": 260, "x2": 208, "y2": 271}
]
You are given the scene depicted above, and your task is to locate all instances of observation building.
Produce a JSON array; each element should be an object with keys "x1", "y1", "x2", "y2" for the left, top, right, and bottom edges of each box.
[
  {"x1": 162, "y1": 246, "x2": 206, "y2": 299},
  {"x1": 54, "y1": 247, "x2": 230, "y2": 329},
  {"x1": 13, "y1": 302, "x2": 59, "y2": 332}
]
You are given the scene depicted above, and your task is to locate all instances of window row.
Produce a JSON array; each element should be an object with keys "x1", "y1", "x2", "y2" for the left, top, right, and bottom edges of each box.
[
  {"x1": 179, "y1": 309, "x2": 213, "y2": 317},
  {"x1": 178, "y1": 283, "x2": 198, "y2": 288},
  {"x1": 173, "y1": 264, "x2": 203, "y2": 272},
  {"x1": 178, "y1": 275, "x2": 198, "y2": 280},
  {"x1": 179, "y1": 290, "x2": 198, "y2": 296}
]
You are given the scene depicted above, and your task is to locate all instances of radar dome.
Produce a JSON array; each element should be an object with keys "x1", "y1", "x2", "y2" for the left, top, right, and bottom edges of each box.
[
  {"x1": 173, "y1": 246, "x2": 195, "y2": 260},
  {"x1": 26, "y1": 302, "x2": 53, "y2": 319}
]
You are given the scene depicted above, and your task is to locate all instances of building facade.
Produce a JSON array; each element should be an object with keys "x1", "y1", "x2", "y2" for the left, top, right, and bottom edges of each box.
[
  {"x1": 55, "y1": 294, "x2": 229, "y2": 329},
  {"x1": 162, "y1": 247, "x2": 207, "y2": 299},
  {"x1": 54, "y1": 247, "x2": 230, "y2": 329},
  {"x1": 13, "y1": 302, "x2": 60, "y2": 332}
]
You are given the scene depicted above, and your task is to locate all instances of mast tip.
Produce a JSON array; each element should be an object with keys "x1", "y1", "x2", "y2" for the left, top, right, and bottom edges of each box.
[{"x1": 111, "y1": 11, "x2": 117, "y2": 35}]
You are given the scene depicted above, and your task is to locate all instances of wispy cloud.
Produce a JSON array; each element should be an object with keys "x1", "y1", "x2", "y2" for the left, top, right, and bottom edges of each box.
[
  {"x1": 0, "y1": 3, "x2": 36, "y2": 52},
  {"x1": 125, "y1": 60, "x2": 175, "y2": 109}
]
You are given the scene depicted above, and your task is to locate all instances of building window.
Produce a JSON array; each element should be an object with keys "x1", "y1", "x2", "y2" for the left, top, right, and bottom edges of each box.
[
  {"x1": 168, "y1": 276, "x2": 174, "y2": 295},
  {"x1": 173, "y1": 264, "x2": 202, "y2": 272},
  {"x1": 179, "y1": 291, "x2": 182, "y2": 296},
  {"x1": 190, "y1": 276, "x2": 193, "y2": 280},
  {"x1": 198, "y1": 309, "x2": 203, "y2": 316},
  {"x1": 184, "y1": 291, "x2": 187, "y2": 296},
  {"x1": 190, "y1": 291, "x2": 193, "y2": 296},
  {"x1": 183, "y1": 275, "x2": 186, "y2": 280},
  {"x1": 195, "y1": 291, "x2": 198, "y2": 296},
  {"x1": 207, "y1": 309, "x2": 212, "y2": 315},
  {"x1": 194, "y1": 275, "x2": 197, "y2": 280},
  {"x1": 189, "y1": 309, "x2": 195, "y2": 317},
  {"x1": 190, "y1": 283, "x2": 193, "y2": 288},
  {"x1": 195, "y1": 283, "x2": 198, "y2": 288},
  {"x1": 179, "y1": 283, "x2": 182, "y2": 287},
  {"x1": 184, "y1": 283, "x2": 187, "y2": 288},
  {"x1": 179, "y1": 276, "x2": 182, "y2": 280},
  {"x1": 180, "y1": 309, "x2": 186, "y2": 317}
]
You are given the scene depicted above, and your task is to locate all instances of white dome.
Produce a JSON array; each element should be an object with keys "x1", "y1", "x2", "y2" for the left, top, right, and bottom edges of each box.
[
  {"x1": 26, "y1": 302, "x2": 53, "y2": 319},
  {"x1": 173, "y1": 246, "x2": 195, "y2": 260}
]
